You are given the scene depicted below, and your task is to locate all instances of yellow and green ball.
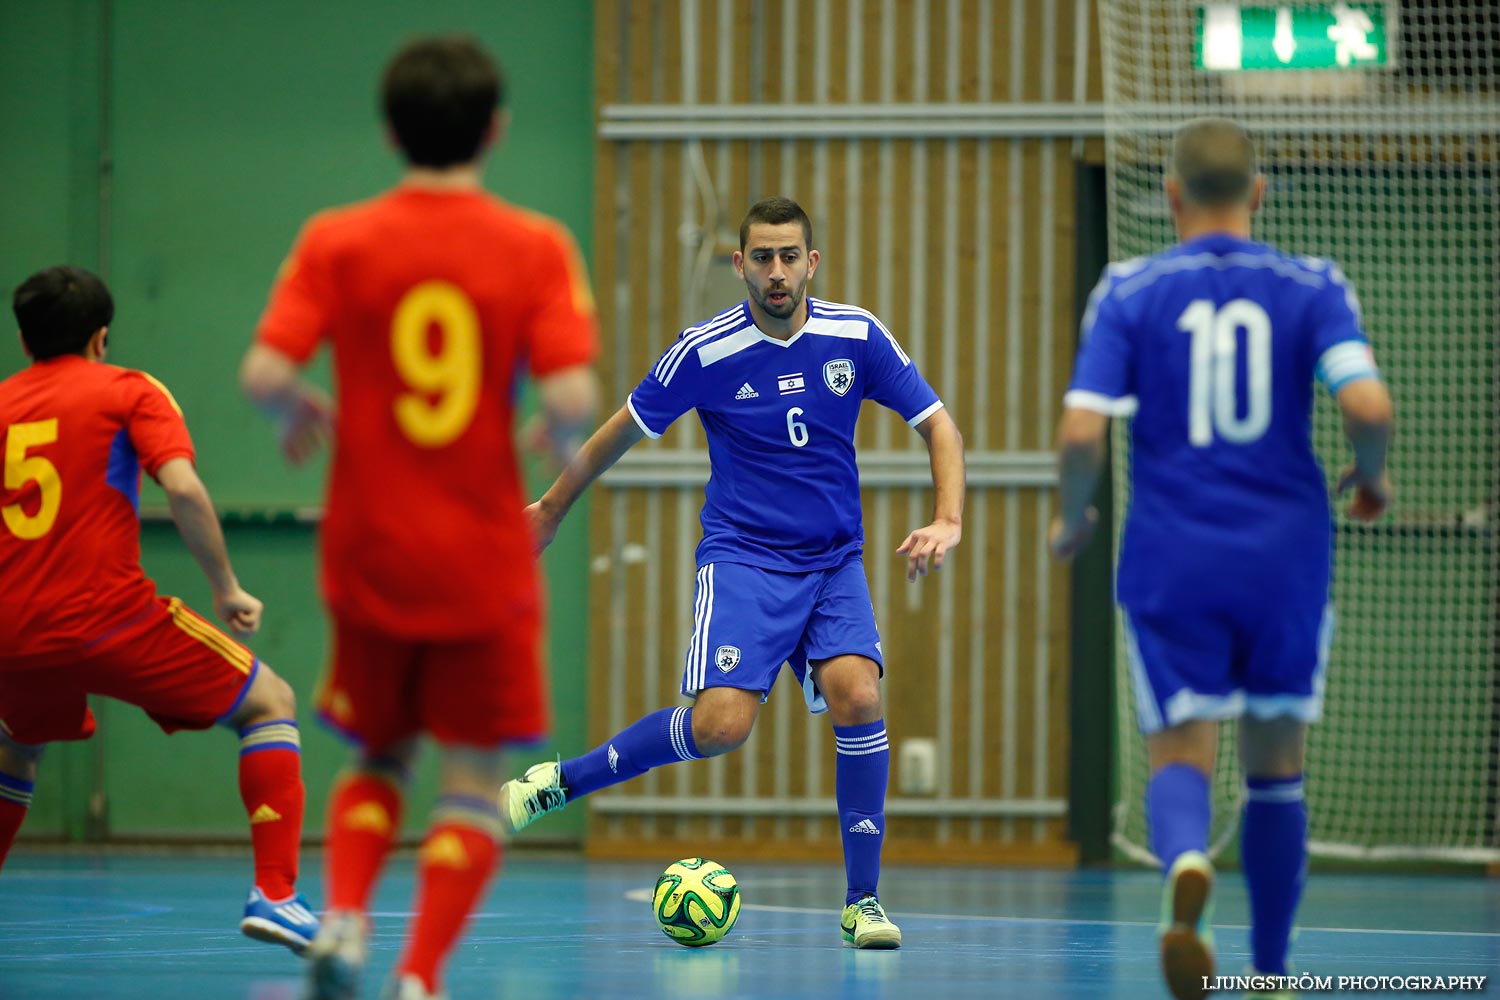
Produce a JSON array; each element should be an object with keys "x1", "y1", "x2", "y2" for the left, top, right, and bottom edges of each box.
[{"x1": 652, "y1": 857, "x2": 741, "y2": 946}]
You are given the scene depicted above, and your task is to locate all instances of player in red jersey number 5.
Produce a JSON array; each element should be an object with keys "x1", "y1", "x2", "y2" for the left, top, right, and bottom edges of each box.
[{"x1": 0, "y1": 266, "x2": 315, "y2": 954}]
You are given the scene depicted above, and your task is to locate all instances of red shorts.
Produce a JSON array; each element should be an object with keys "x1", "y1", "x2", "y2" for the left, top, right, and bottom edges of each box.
[
  {"x1": 318, "y1": 610, "x2": 546, "y2": 753},
  {"x1": 0, "y1": 596, "x2": 257, "y2": 745}
]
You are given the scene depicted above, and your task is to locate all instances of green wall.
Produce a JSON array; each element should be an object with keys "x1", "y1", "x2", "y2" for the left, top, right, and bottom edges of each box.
[
  {"x1": 2, "y1": 1, "x2": 595, "y2": 842},
  {"x1": 0, "y1": 0, "x2": 109, "y2": 842}
]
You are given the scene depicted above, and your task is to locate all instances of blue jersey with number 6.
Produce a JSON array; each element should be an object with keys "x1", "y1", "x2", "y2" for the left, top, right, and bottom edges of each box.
[
  {"x1": 1066, "y1": 233, "x2": 1381, "y2": 614},
  {"x1": 627, "y1": 297, "x2": 942, "y2": 573}
]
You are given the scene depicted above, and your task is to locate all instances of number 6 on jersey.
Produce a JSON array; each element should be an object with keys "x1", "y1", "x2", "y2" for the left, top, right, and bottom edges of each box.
[{"x1": 786, "y1": 406, "x2": 809, "y2": 448}]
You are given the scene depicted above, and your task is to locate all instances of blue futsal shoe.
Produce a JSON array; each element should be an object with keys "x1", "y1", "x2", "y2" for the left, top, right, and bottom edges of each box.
[{"x1": 240, "y1": 886, "x2": 320, "y2": 954}]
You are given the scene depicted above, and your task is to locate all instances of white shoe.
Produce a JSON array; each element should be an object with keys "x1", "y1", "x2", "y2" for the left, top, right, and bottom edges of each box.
[
  {"x1": 1159, "y1": 851, "x2": 1215, "y2": 1000},
  {"x1": 380, "y1": 973, "x2": 449, "y2": 1000},
  {"x1": 303, "y1": 910, "x2": 368, "y2": 1000},
  {"x1": 497, "y1": 760, "x2": 568, "y2": 834}
]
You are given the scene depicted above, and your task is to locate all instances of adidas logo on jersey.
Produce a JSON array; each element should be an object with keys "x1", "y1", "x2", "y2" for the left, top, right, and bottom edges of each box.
[
  {"x1": 734, "y1": 382, "x2": 759, "y2": 399},
  {"x1": 848, "y1": 818, "x2": 882, "y2": 835}
]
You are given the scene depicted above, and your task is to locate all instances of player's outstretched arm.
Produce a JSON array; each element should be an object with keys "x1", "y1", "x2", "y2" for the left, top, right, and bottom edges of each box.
[
  {"x1": 527, "y1": 404, "x2": 646, "y2": 553},
  {"x1": 896, "y1": 408, "x2": 965, "y2": 582},
  {"x1": 239, "y1": 344, "x2": 334, "y2": 466},
  {"x1": 1048, "y1": 407, "x2": 1109, "y2": 562},
  {"x1": 1335, "y1": 378, "x2": 1395, "y2": 522},
  {"x1": 534, "y1": 363, "x2": 601, "y2": 467},
  {"x1": 155, "y1": 458, "x2": 263, "y2": 637}
]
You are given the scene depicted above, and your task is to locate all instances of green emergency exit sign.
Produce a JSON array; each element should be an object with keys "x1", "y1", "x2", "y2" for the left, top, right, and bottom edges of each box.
[{"x1": 1196, "y1": 3, "x2": 1390, "y2": 71}]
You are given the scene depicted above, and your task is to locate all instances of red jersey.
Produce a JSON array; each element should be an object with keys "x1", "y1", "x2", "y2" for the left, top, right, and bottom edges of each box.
[
  {"x1": 256, "y1": 187, "x2": 598, "y2": 639},
  {"x1": 0, "y1": 357, "x2": 195, "y2": 664}
]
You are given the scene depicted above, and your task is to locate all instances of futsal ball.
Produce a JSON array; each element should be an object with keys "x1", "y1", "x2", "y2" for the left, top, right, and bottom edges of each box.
[{"x1": 652, "y1": 857, "x2": 741, "y2": 946}]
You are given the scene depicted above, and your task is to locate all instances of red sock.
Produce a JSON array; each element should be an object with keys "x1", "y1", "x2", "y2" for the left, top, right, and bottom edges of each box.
[
  {"x1": 325, "y1": 769, "x2": 405, "y2": 913},
  {"x1": 397, "y1": 803, "x2": 503, "y2": 992},
  {"x1": 237, "y1": 720, "x2": 305, "y2": 899},
  {"x1": 0, "y1": 772, "x2": 33, "y2": 871}
]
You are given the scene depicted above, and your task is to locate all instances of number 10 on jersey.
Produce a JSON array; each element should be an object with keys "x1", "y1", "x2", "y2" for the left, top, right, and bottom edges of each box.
[{"x1": 1178, "y1": 298, "x2": 1271, "y2": 447}]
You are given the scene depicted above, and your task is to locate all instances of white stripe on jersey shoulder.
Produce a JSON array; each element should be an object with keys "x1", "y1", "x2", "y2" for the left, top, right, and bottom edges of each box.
[
  {"x1": 1080, "y1": 256, "x2": 1151, "y2": 338},
  {"x1": 811, "y1": 298, "x2": 909, "y2": 364},
  {"x1": 1113, "y1": 250, "x2": 1326, "y2": 301},
  {"x1": 802, "y1": 316, "x2": 870, "y2": 341},
  {"x1": 1063, "y1": 389, "x2": 1139, "y2": 417},
  {"x1": 655, "y1": 303, "x2": 751, "y2": 380},
  {"x1": 697, "y1": 327, "x2": 764, "y2": 368},
  {"x1": 656, "y1": 305, "x2": 748, "y2": 381},
  {"x1": 660, "y1": 307, "x2": 756, "y2": 385},
  {"x1": 625, "y1": 394, "x2": 662, "y2": 439}
]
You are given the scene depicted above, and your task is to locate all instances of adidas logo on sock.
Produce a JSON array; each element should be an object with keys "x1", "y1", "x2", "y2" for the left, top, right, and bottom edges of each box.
[
  {"x1": 848, "y1": 818, "x2": 881, "y2": 835},
  {"x1": 607, "y1": 744, "x2": 620, "y2": 773},
  {"x1": 421, "y1": 831, "x2": 471, "y2": 869},
  {"x1": 342, "y1": 801, "x2": 392, "y2": 835},
  {"x1": 734, "y1": 382, "x2": 759, "y2": 399},
  {"x1": 249, "y1": 804, "x2": 283, "y2": 825}
]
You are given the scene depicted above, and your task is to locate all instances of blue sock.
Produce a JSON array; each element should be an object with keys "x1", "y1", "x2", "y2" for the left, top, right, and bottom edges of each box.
[
  {"x1": 835, "y1": 720, "x2": 889, "y2": 905},
  {"x1": 1242, "y1": 775, "x2": 1307, "y2": 975},
  {"x1": 560, "y1": 706, "x2": 701, "y2": 800},
  {"x1": 1146, "y1": 763, "x2": 1211, "y2": 873}
]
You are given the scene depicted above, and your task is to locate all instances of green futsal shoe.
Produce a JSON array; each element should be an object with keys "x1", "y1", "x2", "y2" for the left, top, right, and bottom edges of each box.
[{"x1": 841, "y1": 895, "x2": 903, "y2": 949}]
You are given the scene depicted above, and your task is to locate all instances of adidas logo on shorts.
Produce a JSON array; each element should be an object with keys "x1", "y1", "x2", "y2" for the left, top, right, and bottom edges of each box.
[
  {"x1": 848, "y1": 818, "x2": 881, "y2": 835},
  {"x1": 734, "y1": 382, "x2": 759, "y2": 400}
]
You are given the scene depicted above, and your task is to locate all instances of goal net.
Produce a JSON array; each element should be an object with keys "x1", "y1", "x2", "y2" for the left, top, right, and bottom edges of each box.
[{"x1": 1097, "y1": 0, "x2": 1500, "y2": 863}]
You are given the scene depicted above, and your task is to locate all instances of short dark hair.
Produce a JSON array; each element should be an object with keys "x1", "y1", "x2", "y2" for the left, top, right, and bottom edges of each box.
[
  {"x1": 382, "y1": 35, "x2": 503, "y2": 168},
  {"x1": 1171, "y1": 118, "x2": 1257, "y2": 208},
  {"x1": 13, "y1": 266, "x2": 114, "y2": 360},
  {"x1": 739, "y1": 197, "x2": 813, "y2": 251}
]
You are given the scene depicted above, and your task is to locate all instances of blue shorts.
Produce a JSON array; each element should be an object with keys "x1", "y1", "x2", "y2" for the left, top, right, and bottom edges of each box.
[
  {"x1": 1122, "y1": 599, "x2": 1335, "y2": 735},
  {"x1": 681, "y1": 559, "x2": 883, "y2": 714}
]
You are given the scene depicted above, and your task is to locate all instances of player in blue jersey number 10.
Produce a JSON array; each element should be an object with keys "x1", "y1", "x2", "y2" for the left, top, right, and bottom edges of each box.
[
  {"x1": 504, "y1": 196, "x2": 966, "y2": 950},
  {"x1": 1049, "y1": 119, "x2": 1395, "y2": 1000}
]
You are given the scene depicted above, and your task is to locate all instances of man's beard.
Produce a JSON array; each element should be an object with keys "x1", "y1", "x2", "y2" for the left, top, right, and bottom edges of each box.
[{"x1": 755, "y1": 284, "x2": 799, "y2": 317}]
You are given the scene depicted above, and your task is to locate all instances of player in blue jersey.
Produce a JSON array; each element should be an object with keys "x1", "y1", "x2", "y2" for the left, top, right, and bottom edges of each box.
[
  {"x1": 502, "y1": 196, "x2": 965, "y2": 949},
  {"x1": 1049, "y1": 119, "x2": 1394, "y2": 1000}
]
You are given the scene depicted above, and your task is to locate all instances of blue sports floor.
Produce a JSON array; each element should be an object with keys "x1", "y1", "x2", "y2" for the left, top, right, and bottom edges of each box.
[{"x1": 1, "y1": 851, "x2": 1495, "y2": 999}]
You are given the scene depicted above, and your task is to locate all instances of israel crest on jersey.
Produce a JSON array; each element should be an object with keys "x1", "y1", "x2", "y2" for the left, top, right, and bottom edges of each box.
[
  {"x1": 714, "y1": 645, "x2": 741, "y2": 673},
  {"x1": 823, "y1": 358, "x2": 855, "y2": 396}
]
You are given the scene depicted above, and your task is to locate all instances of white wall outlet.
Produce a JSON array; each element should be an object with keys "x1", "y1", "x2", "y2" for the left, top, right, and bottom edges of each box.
[{"x1": 898, "y1": 738, "x2": 939, "y2": 795}]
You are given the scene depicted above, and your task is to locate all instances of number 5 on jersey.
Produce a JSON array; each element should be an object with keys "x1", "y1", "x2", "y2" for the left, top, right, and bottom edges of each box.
[
  {"x1": 1179, "y1": 298, "x2": 1271, "y2": 446},
  {"x1": 3, "y1": 419, "x2": 61, "y2": 539}
]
